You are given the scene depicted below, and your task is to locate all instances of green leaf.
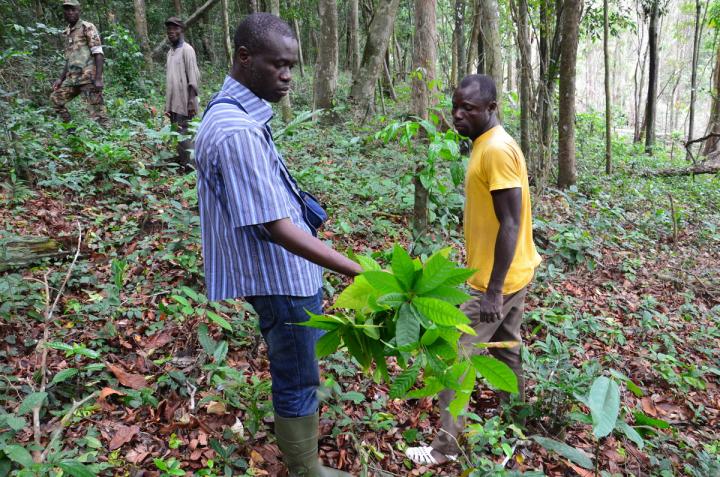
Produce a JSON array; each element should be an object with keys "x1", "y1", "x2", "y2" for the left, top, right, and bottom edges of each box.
[
  {"x1": 436, "y1": 268, "x2": 477, "y2": 288},
  {"x1": 389, "y1": 361, "x2": 421, "y2": 399},
  {"x1": 421, "y1": 326, "x2": 440, "y2": 346},
  {"x1": 586, "y1": 376, "x2": 621, "y2": 438},
  {"x1": 213, "y1": 340, "x2": 228, "y2": 363},
  {"x1": 197, "y1": 323, "x2": 217, "y2": 355},
  {"x1": 376, "y1": 292, "x2": 408, "y2": 308},
  {"x1": 363, "y1": 271, "x2": 403, "y2": 294},
  {"x1": 415, "y1": 252, "x2": 457, "y2": 295},
  {"x1": 334, "y1": 276, "x2": 375, "y2": 310},
  {"x1": 58, "y1": 460, "x2": 96, "y2": 477},
  {"x1": 46, "y1": 342, "x2": 74, "y2": 352},
  {"x1": 421, "y1": 286, "x2": 471, "y2": 305},
  {"x1": 344, "y1": 330, "x2": 372, "y2": 369},
  {"x1": 396, "y1": 304, "x2": 421, "y2": 351},
  {"x1": 18, "y1": 391, "x2": 47, "y2": 415},
  {"x1": 391, "y1": 245, "x2": 416, "y2": 290},
  {"x1": 50, "y1": 368, "x2": 79, "y2": 386},
  {"x1": 448, "y1": 370, "x2": 476, "y2": 419},
  {"x1": 609, "y1": 369, "x2": 643, "y2": 397},
  {"x1": 356, "y1": 255, "x2": 381, "y2": 271},
  {"x1": 171, "y1": 295, "x2": 191, "y2": 307},
  {"x1": 632, "y1": 411, "x2": 670, "y2": 429},
  {"x1": 412, "y1": 297, "x2": 470, "y2": 326},
  {"x1": 2, "y1": 444, "x2": 33, "y2": 468},
  {"x1": 315, "y1": 330, "x2": 340, "y2": 358},
  {"x1": 296, "y1": 312, "x2": 346, "y2": 331},
  {"x1": 4, "y1": 415, "x2": 27, "y2": 432},
  {"x1": 531, "y1": 436, "x2": 593, "y2": 470},
  {"x1": 206, "y1": 311, "x2": 233, "y2": 332},
  {"x1": 471, "y1": 355, "x2": 518, "y2": 393},
  {"x1": 406, "y1": 377, "x2": 444, "y2": 399},
  {"x1": 616, "y1": 419, "x2": 644, "y2": 449}
]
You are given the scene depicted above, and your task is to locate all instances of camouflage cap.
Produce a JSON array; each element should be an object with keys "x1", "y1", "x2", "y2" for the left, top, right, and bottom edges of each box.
[
  {"x1": 63, "y1": 0, "x2": 80, "y2": 6},
  {"x1": 165, "y1": 16, "x2": 185, "y2": 28}
]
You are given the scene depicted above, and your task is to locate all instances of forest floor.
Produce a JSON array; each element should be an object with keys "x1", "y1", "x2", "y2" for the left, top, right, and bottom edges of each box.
[{"x1": 1, "y1": 80, "x2": 720, "y2": 477}]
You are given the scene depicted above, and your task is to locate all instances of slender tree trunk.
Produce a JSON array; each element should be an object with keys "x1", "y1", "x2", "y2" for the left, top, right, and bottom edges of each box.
[
  {"x1": 174, "y1": 0, "x2": 183, "y2": 14},
  {"x1": 480, "y1": 0, "x2": 502, "y2": 111},
  {"x1": 703, "y1": 41, "x2": 720, "y2": 156},
  {"x1": 221, "y1": 0, "x2": 232, "y2": 68},
  {"x1": 644, "y1": 0, "x2": 659, "y2": 154},
  {"x1": 411, "y1": 0, "x2": 437, "y2": 239},
  {"x1": 293, "y1": 15, "x2": 305, "y2": 77},
  {"x1": 466, "y1": 0, "x2": 481, "y2": 76},
  {"x1": 452, "y1": 0, "x2": 466, "y2": 85},
  {"x1": 687, "y1": 0, "x2": 702, "y2": 160},
  {"x1": 349, "y1": 0, "x2": 401, "y2": 115},
  {"x1": 557, "y1": 0, "x2": 582, "y2": 188},
  {"x1": 267, "y1": 0, "x2": 293, "y2": 121},
  {"x1": 513, "y1": 0, "x2": 532, "y2": 160},
  {"x1": 314, "y1": 0, "x2": 338, "y2": 110},
  {"x1": 604, "y1": 0, "x2": 612, "y2": 173},
  {"x1": 133, "y1": 0, "x2": 151, "y2": 65},
  {"x1": 348, "y1": 0, "x2": 360, "y2": 75}
]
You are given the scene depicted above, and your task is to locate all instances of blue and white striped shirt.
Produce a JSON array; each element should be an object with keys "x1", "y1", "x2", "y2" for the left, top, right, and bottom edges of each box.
[{"x1": 194, "y1": 76, "x2": 322, "y2": 300}]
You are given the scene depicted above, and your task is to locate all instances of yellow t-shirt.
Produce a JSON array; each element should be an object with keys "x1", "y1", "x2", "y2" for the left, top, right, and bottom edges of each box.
[{"x1": 464, "y1": 125, "x2": 541, "y2": 294}]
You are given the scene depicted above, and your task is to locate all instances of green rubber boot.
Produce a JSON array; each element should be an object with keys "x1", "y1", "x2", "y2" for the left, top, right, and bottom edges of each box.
[{"x1": 274, "y1": 413, "x2": 353, "y2": 477}]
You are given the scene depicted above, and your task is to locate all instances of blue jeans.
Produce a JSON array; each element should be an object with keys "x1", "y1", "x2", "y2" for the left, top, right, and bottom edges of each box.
[{"x1": 246, "y1": 289, "x2": 324, "y2": 418}]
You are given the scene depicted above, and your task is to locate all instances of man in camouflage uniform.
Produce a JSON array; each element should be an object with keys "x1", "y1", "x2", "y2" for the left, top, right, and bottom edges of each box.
[{"x1": 51, "y1": 0, "x2": 109, "y2": 127}]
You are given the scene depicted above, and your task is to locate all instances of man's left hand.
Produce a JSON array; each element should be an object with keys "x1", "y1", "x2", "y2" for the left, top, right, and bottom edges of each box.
[
  {"x1": 94, "y1": 78, "x2": 104, "y2": 90},
  {"x1": 478, "y1": 290, "x2": 504, "y2": 323},
  {"x1": 188, "y1": 108, "x2": 196, "y2": 118}
]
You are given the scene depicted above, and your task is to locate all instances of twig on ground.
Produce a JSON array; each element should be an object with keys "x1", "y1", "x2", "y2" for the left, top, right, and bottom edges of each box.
[{"x1": 39, "y1": 390, "x2": 98, "y2": 462}]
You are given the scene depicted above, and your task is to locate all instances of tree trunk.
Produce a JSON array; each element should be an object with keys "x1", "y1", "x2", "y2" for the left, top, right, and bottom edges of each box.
[
  {"x1": 644, "y1": 0, "x2": 659, "y2": 154},
  {"x1": 314, "y1": 0, "x2": 338, "y2": 110},
  {"x1": 267, "y1": 0, "x2": 293, "y2": 121},
  {"x1": 174, "y1": 0, "x2": 183, "y2": 14},
  {"x1": 513, "y1": 0, "x2": 532, "y2": 160},
  {"x1": 703, "y1": 42, "x2": 720, "y2": 156},
  {"x1": 452, "y1": 0, "x2": 465, "y2": 85},
  {"x1": 133, "y1": 0, "x2": 151, "y2": 65},
  {"x1": 349, "y1": 0, "x2": 401, "y2": 115},
  {"x1": 466, "y1": 0, "x2": 481, "y2": 76},
  {"x1": 221, "y1": 0, "x2": 233, "y2": 68},
  {"x1": 687, "y1": 0, "x2": 702, "y2": 161},
  {"x1": 480, "y1": 0, "x2": 502, "y2": 116},
  {"x1": 348, "y1": 0, "x2": 361, "y2": 75},
  {"x1": 411, "y1": 0, "x2": 437, "y2": 239},
  {"x1": 557, "y1": 0, "x2": 582, "y2": 189},
  {"x1": 292, "y1": 14, "x2": 305, "y2": 77},
  {"x1": 603, "y1": 0, "x2": 612, "y2": 174},
  {"x1": 151, "y1": 0, "x2": 222, "y2": 59}
]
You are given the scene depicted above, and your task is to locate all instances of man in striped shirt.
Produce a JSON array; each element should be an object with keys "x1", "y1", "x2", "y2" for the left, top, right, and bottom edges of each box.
[{"x1": 194, "y1": 13, "x2": 359, "y2": 477}]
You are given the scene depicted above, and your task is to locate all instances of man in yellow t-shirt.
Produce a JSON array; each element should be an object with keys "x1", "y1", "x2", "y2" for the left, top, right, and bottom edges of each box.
[{"x1": 407, "y1": 74, "x2": 541, "y2": 466}]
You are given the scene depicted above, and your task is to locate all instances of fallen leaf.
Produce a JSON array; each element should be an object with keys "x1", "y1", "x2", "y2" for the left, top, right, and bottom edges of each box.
[
  {"x1": 206, "y1": 401, "x2": 226, "y2": 415},
  {"x1": 109, "y1": 424, "x2": 139, "y2": 451},
  {"x1": 125, "y1": 445, "x2": 150, "y2": 464},
  {"x1": 145, "y1": 331, "x2": 173, "y2": 350},
  {"x1": 567, "y1": 461, "x2": 594, "y2": 477},
  {"x1": 97, "y1": 387, "x2": 124, "y2": 409},
  {"x1": 641, "y1": 397, "x2": 658, "y2": 417},
  {"x1": 106, "y1": 362, "x2": 148, "y2": 390},
  {"x1": 250, "y1": 450, "x2": 264, "y2": 464}
]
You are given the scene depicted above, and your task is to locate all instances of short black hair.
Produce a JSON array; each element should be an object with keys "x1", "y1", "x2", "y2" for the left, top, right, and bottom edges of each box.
[
  {"x1": 459, "y1": 74, "x2": 497, "y2": 104},
  {"x1": 233, "y1": 13, "x2": 295, "y2": 55}
]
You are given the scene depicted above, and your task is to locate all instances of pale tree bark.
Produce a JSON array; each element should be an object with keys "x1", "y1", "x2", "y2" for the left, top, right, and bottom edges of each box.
[
  {"x1": 314, "y1": 0, "x2": 338, "y2": 110},
  {"x1": 452, "y1": 0, "x2": 465, "y2": 85},
  {"x1": 686, "y1": 0, "x2": 703, "y2": 161},
  {"x1": 348, "y1": 0, "x2": 361, "y2": 75},
  {"x1": 466, "y1": 0, "x2": 481, "y2": 76},
  {"x1": 703, "y1": 41, "x2": 720, "y2": 156},
  {"x1": 604, "y1": 0, "x2": 612, "y2": 173},
  {"x1": 269, "y1": 0, "x2": 293, "y2": 121},
  {"x1": 349, "y1": 0, "x2": 401, "y2": 115},
  {"x1": 644, "y1": 0, "x2": 660, "y2": 154},
  {"x1": 557, "y1": 0, "x2": 583, "y2": 188},
  {"x1": 221, "y1": 0, "x2": 233, "y2": 68},
  {"x1": 480, "y1": 0, "x2": 503, "y2": 118},
  {"x1": 510, "y1": 0, "x2": 532, "y2": 159},
  {"x1": 133, "y1": 0, "x2": 151, "y2": 65},
  {"x1": 292, "y1": 12, "x2": 305, "y2": 77},
  {"x1": 174, "y1": 0, "x2": 183, "y2": 14},
  {"x1": 411, "y1": 0, "x2": 438, "y2": 239}
]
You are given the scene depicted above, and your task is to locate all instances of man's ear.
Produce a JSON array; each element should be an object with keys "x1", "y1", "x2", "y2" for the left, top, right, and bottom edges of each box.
[
  {"x1": 488, "y1": 100, "x2": 498, "y2": 113},
  {"x1": 234, "y1": 46, "x2": 251, "y2": 68}
]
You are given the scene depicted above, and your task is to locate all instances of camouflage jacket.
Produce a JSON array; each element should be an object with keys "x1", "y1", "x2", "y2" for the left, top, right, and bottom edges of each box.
[{"x1": 62, "y1": 19, "x2": 104, "y2": 87}]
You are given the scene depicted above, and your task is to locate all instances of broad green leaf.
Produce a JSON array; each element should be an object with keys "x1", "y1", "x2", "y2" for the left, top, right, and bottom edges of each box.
[
  {"x1": 420, "y1": 326, "x2": 440, "y2": 346},
  {"x1": 363, "y1": 271, "x2": 403, "y2": 294},
  {"x1": 587, "y1": 376, "x2": 621, "y2": 438},
  {"x1": 391, "y1": 245, "x2": 416, "y2": 290},
  {"x1": 426, "y1": 340, "x2": 457, "y2": 363},
  {"x1": 471, "y1": 355, "x2": 518, "y2": 393},
  {"x1": 344, "y1": 330, "x2": 372, "y2": 369},
  {"x1": 171, "y1": 295, "x2": 191, "y2": 307},
  {"x1": 3, "y1": 415, "x2": 26, "y2": 431},
  {"x1": 296, "y1": 312, "x2": 346, "y2": 331},
  {"x1": 334, "y1": 276, "x2": 375, "y2": 310},
  {"x1": 368, "y1": 339, "x2": 389, "y2": 380},
  {"x1": 448, "y1": 370, "x2": 476, "y2": 419},
  {"x1": 406, "y1": 378, "x2": 444, "y2": 399},
  {"x1": 58, "y1": 460, "x2": 96, "y2": 477},
  {"x1": 531, "y1": 436, "x2": 593, "y2": 470},
  {"x1": 609, "y1": 369, "x2": 643, "y2": 397},
  {"x1": 396, "y1": 304, "x2": 421, "y2": 351},
  {"x1": 421, "y1": 286, "x2": 471, "y2": 305},
  {"x1": 46, "y1": 342, "x2": 74, "y2": 352},
  {"x1": 443, "y1": 361, "x2": 471, "y2": 390},
  {"x1": 632, "y1": 411, "x2": 670, "y2": 429},
  {"x1": 356, "y1": 255, "x2": 381, "y2": 271},
  {"x1": 206, "y1": 311, "x2": 233, "y2": 332},
  {"x1": 377, "y1": 292, "x2": 408, "y2": 308},
  {"x1": 412, "y1": 297, "x2": 470, "y2": 326},
  {"x1": 455, "y1": 324, "x2": 477, "y2": 336},
  {"x1": 18, "y1": 391, "x2": 47, "y2": 415},
  {"x1": 415, "y1": 253, "x2": 457, "y2": 295},
  {"x1": 213, "y1": 340, "x2": 228, "y2": 363},
  {"x1": 389, "y1": 361, "x2": 421, "y2": 399},
  {"x1": 2, "y1": 444, "x2": 33, "y2": 468},
  {"x1": 341, "y1": 391, "x2": 365, "y2": 404},
  {"x1": 315, "y1": 330, "x2": 340, "y2": 358},
  {"x1": 197, "y1": 323, "x2": 216, "y2": 355},
  {"x1": 616, "y1": 419, "x2": 644, "y2": 449},
  {"x1": 50, "y1": 368, "x2": 79, "y2": 386},
  {"x1": 437, "y1": 268, "x2": 477, "y2": 288}
]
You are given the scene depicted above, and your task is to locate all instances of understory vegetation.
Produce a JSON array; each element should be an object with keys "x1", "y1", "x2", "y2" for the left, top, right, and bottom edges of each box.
[{"x1": 1, "y1": 24, "x2": 720, "y2": 477}]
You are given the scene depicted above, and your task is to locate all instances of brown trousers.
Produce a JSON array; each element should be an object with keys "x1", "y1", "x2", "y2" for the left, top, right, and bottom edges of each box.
[
  {"x1": 430, "y1": 285, "x2": 528, "y2": 455},
  {"x1": 50, "y1": 83, "x2": 109, "y2": 127}
]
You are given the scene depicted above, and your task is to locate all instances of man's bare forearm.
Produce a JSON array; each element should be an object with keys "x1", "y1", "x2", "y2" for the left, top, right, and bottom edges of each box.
[
  {"x1": 94, "y1": 54, "x2": 104, "y2": 82},
  {"x1": 487, "y1": 222, "x2": 519, "y2": 294}
]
